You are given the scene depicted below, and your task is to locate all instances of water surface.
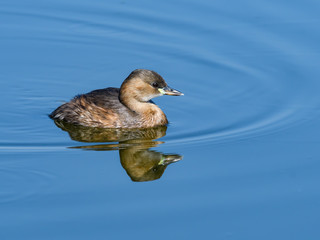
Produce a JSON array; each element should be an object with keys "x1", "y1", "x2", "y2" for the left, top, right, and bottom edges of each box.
[{"x1": 1, "y1": 0, "x2": 320, "y2": 239}]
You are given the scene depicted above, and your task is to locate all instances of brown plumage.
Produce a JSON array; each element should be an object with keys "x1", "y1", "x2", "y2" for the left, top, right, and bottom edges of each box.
[{"x1": 50, "y1": 69, "x2": 183, "y2": 128}]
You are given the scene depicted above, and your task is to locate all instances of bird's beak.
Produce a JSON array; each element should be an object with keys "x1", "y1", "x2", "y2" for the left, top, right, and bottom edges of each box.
[
  {"x1": 158, "y1": 154, "x2": 183, "y2": 165},
  {"x1": 158, "y1": 86, "x2": 184, "y2": 96}
]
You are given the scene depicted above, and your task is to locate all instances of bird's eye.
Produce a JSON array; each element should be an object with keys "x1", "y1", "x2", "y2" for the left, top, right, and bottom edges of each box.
[{"x1": 152, "y1": 82, "x2": 159, "y2": 88}]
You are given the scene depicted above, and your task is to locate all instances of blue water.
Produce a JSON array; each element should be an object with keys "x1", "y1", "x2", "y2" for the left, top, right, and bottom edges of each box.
[{"x1": 1, "y1": 0, "x2": 320, "y2": 239}]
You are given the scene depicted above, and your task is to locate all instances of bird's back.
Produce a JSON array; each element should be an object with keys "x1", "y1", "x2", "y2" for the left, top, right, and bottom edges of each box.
[{"x1": 50, "y1": 87, "x2": 137, "y2": 128}]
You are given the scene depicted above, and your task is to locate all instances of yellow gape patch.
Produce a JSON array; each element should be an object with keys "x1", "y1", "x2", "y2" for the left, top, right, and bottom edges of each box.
[{"x1": 158, "y1": 88, "x2": 166, "y2": 95}]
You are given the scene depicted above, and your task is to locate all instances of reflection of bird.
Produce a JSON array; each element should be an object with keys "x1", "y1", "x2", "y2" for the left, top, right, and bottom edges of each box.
[
  {"x1": 120, "y1": 148, "x2": 182, "y2": 182},
  {"x1": 53, "y1": 118, "x2": 183, "y2": 182},
  {"x1": 53, "y1": 120, "x2": 167, "y2": 142},
  {"x1": 50, "y1": 69, "x2": 183, "y2": 128}
]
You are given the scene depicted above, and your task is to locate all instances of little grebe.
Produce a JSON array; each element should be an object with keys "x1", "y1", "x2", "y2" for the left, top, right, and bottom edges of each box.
[{"x1": 50, "y1": 69, "x2": 183, "y2": 128}]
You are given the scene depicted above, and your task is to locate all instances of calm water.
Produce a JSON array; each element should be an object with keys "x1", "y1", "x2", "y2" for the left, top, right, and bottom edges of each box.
[{"x1": 1, "y1": 0, "x2": 320, "y2": 239}]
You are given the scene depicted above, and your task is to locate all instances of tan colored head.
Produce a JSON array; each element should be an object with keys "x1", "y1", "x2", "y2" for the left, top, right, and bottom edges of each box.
[{"x1": 119, "y1": 69, "x2": 183, "y2": 103}]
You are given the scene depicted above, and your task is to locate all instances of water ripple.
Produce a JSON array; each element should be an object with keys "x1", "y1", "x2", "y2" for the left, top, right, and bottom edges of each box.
[
  {"x1": 0, "y1": 166, "x2": 55, "y2": 204},
  {"x1": 1, "y1": 0, "x2": 320, "y2": 149}
]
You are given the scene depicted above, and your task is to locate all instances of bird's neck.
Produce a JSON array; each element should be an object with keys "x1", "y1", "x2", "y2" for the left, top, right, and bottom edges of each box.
[{"x1": 120, "y1": 96, "x2": 168, "y2": 127}]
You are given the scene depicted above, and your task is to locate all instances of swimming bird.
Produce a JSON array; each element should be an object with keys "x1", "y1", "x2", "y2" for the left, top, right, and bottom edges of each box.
[{"x1": 50, "y1": 69, "x2": 183, "y2": 128}]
